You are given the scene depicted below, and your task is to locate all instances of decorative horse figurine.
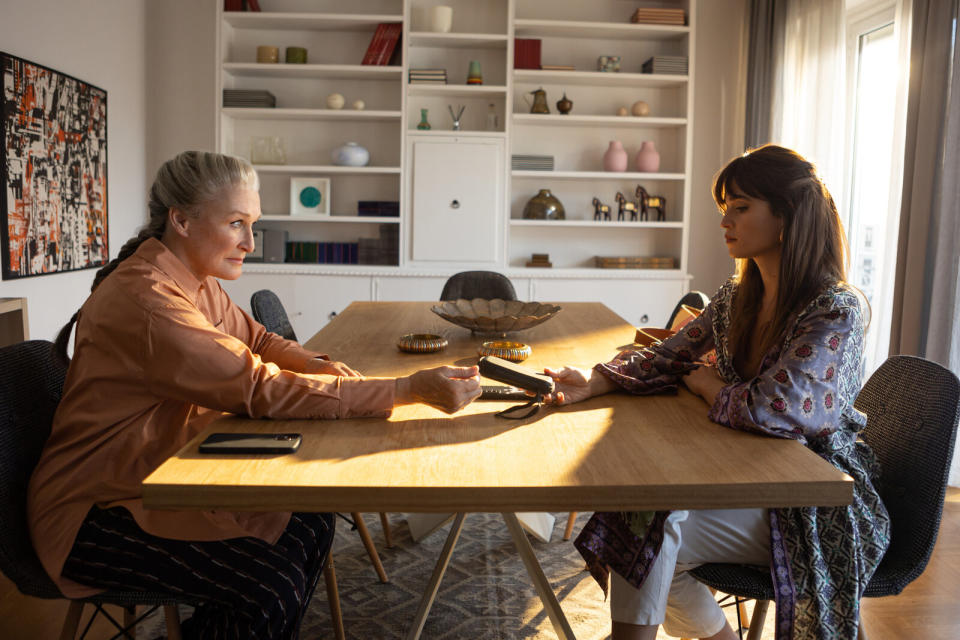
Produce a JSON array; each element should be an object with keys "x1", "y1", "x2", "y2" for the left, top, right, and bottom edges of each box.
[
  {"x1": 636, "y1": 185, "x2": 667, "y2": 221},
  {"x1": 592, "y1": 197, "x2": 611, "y2": 221},
  {"x1": 614, "y1": 191, "x2": 638, "y2": 221}
]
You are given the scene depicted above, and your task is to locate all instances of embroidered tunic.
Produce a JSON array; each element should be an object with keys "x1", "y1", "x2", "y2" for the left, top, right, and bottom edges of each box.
[{"x1": 575, "y1": 279, "x2": 890, "y2": 640}]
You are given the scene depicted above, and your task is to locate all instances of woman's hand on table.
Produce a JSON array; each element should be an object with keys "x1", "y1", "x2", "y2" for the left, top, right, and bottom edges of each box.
[
  {"x1": 682, "y1": 364, "x2": 726, "y2": 406},
  {"x1": 395, "y1": 365, "x2": 482, "y2": 414},
  {"x1": 307, "y1": 358, "x2": 362, "y2": 377},
  {"x1": 542, "y1": 366, "x2": 616, "y2": 405}
]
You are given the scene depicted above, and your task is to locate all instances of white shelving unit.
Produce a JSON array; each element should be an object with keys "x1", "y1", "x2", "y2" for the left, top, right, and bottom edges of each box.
[{"x1": 215, "y1": 0, "x2": 695, "y2": 331}]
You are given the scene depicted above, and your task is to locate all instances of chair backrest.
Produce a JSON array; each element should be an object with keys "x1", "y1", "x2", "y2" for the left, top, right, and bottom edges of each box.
[
  {"x1": 440, "y1": 271, "x2": 517, "y2": 301},
  {"x1": 0, "y1": 340, "x2": 69, "y2": 598},
  {"x1": 665, "y1": 290, "x2": 710, "y2": 330},
  {"x1": 855, "y1": 355, "x2": 960, "y2": 595},
  {"x1": 250, "y1": 289, "x2": 298, "y2": 342}
]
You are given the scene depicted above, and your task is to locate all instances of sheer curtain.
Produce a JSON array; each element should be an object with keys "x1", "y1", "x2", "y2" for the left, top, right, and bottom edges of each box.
[{"x1": 888, "y1": 0, "x2": 960, "y2": 484}]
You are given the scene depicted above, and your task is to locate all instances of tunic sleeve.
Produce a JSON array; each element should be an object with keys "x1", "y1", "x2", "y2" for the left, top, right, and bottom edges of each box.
[
  {"x1": 707, "y1": 293, "x2": 863, "y2": 443},
  {"x1": 593, "y1": 297, "x2": 717, "y2": 394}
]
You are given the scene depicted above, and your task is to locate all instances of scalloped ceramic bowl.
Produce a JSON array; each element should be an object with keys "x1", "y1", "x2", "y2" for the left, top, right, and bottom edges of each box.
[{"x1": 430, "y1": 299, "x2": 562, "y2": 336}]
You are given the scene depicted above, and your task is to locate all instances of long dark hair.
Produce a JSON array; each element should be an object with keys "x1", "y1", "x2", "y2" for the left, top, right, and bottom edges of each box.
[
  {"x1": 712, "y1": 145, "x2": 849, "y2": 362},
  {"x1": 53, "y1": 151, "x2": 258, "y2": 362}
]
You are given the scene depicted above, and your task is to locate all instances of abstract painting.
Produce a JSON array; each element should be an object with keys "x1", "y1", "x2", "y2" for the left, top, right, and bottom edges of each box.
[{"x1": 1, "y1": 52, "x2": 108, "y2": 279}]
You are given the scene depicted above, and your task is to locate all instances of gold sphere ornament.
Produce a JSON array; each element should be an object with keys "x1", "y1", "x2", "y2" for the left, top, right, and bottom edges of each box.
[
  {"x1": 616, "y1": 106, "x2": 629, "y2": 116},
  {"x1": 352, "y1": 99, "x2": 365, "y2": 110},
  {"x1": 631, "y1": 100, "x2": 650, "y2": 117},
  {"x1": 326, "y1": 93, "x2": 345, "y2": 110}
]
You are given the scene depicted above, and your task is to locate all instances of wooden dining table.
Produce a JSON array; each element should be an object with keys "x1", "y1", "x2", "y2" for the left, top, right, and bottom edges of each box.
[{"x1": 142, "y1": 301, "x2": 852, "y2": 639}]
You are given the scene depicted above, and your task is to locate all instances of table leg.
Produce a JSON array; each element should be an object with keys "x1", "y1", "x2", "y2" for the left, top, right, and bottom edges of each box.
[
  {"x1": 404, "y1": 512, "x2": 467, "y2": 640},
  {"x1": 501, "y1": 512, "x2": 576, "y2": 640}
]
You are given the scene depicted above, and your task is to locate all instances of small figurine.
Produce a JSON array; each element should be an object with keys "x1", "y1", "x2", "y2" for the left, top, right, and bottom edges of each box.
[
  {"x1": 636, "y1": 185, "x2": 667, "y2": 221},
  {"x1": 614, "y1": 191, "x2": 638, "y2": 221},
  {"x1": 556, "y1": 91, "x2": 573, "y2": 115},
  {"x1": 592, "y1": 197, "x2": 611, "y2": 221}
]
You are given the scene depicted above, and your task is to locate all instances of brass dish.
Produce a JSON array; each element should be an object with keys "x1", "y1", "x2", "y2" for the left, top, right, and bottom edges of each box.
[
  {"x1": 430, "y1": 299, "x2": 562, "y2": 337},
  {"x1": 397, "y1": 333, "x2": 448, "y2": 354},
  {"x1": 478, "y1": 341, "x2": 532, "y2": 363}
]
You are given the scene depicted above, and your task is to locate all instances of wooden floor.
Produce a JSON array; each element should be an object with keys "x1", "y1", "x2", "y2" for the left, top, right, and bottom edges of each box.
[{"x1": 3, "y1": 487, "x2": 959, "y2": 639}]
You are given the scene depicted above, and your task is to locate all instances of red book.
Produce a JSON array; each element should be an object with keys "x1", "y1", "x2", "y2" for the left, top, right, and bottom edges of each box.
[
  {"x1": 376, "y1": 23, "x2": 402, "y2": 66},
  {"x1": 514, "y1": 38, "x2": 541, "y2": 70},
  {"x1": 246, "y1": 0, "x2": 261, "y2": 11},
  {"x1": 362, "y1": 24, "x2": 388, "y2": 65},
  {"x1": 224, "y1": 0, "x2": 242, "y2": 11}
]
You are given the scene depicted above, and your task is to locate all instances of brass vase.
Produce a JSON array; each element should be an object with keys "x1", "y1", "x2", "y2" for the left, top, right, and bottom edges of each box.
[{"x1": 522, "y1": 189, "x2": 565, "y2": 220}]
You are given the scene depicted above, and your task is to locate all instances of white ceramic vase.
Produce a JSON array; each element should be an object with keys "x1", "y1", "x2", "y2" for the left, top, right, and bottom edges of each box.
[
  {"x1": 331, "y1": 142, "x2": 370, "y2": 167},
  {"x1": 429, "y1": 6, "x2": 453, "y2": 33}
]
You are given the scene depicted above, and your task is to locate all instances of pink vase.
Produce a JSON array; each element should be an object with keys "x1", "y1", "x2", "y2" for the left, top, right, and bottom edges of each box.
[
  {"x1": 635, "y1": 140, "x2": 661, "y2": 172},
  {"x1": 603, "y1": 140, "x2": 628, "y2": 172}
]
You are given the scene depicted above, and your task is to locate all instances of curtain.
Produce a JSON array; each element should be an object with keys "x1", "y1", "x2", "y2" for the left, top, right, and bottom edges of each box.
[
  {"x1": 888, "y1": 0, "x2": 960, "y2": 484},
  {"x1": 744, "y1": 0, "x2": 787, "y2": 148}
]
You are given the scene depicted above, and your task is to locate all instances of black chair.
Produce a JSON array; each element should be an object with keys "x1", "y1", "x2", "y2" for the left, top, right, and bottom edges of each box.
[
  {"x1": 250, "y1": 289, "x2": 298, "y2": 341},
  {"x1": 666, "y1": 290, "x2": 710, "y2": 330},
  {"x1": 688, "y1": 355, "x2": 960, "y2": 640},
  {"x1": 0, "y1": 340, "x2": 188, "y2": 639},
  {"x1": 440, "y1": 270, "x2": 517, "y2": 301}
]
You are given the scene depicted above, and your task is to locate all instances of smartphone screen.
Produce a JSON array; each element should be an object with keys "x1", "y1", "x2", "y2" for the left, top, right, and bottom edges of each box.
[{"x1": 198, "y1": 432, "x2": 302, "y2": 454}]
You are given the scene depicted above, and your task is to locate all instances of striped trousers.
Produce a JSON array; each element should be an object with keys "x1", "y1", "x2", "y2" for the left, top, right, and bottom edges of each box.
[{"x1": 63, "y1": 506, "x2": 335, "y2": 640}]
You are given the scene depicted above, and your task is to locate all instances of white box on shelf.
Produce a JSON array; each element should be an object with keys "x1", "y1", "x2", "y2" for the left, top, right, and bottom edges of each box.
[{"x1": 290, "y1": 177, "x2": 330, "y2": 216}]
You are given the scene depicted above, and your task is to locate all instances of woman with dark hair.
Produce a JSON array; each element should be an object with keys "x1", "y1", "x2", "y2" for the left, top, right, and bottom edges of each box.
[
  {"x1": 545, "y1": 145, "x2": 890, "y2": 640},
  {"x1": 28, "y1": 150, "x2": 480, "y2": 639}
]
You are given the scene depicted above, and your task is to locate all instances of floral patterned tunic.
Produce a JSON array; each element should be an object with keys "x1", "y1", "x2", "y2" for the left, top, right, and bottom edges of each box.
[{"x1": 574, "y1": 279, "x2": 891, "y2": 640}]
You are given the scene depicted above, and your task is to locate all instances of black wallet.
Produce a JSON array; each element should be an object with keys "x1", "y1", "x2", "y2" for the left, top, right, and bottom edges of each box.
[{"x1": 477, "y1": 356, "x2": 555, "y2": 396}]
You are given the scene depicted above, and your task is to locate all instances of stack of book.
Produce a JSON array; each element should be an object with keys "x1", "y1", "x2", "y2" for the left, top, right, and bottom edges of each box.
[
  {"x1": 641, "y1": 55, "x2": 688, "y2": 75},
  {"x1": 408, "y1": 68, "x2": 447, "y2": 84},
  {"x1": 526, "y1": 253, "x2": 553, "y2": 268},
  {"x1": 223, "y1": 89, "x2": 275, "y2": 108},
  {"x1": 286, "y1": 242, "x2": 360, "y2": 264},
  {"x1": 511, "y1": 155, "x2": 554, "y2": 171},
  {"x1": 540, "y1": 64, "x2": 575, "y2": 71},
  {"x1": 595, "y1": 256, "x2": 677, "y2": 269},
  {"x1": 361, "y1": 22, "x2": 402, "y2": 65},
  {"x1": 630, "y1": 7, "x2": 686, "y2": 25},
  {"x1": 358, "y1": 224, "x2": 399, "y2": 265},
  {"x1": 514, "y1": 38, "x2": 542, "y2": 70},
  {"x1": 357, "y1": 200, "x2": 400, "y2": 217}
]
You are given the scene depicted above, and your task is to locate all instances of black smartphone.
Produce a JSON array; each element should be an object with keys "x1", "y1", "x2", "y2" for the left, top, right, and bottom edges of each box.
[
  {"x1": 477, "y1": 356, "x2": 555, "y2": 395},
  {"x1": 198, "y1": 432, "x2": 302, "y2": 454}
]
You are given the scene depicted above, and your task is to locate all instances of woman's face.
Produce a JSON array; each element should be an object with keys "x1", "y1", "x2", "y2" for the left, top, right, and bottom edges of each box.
[
  {"x1": 176, "y1": 185, "x2": 261, "y2": 281},
  {"x1": 719, "y1": 184, "x2": 783, "y2": 262}
]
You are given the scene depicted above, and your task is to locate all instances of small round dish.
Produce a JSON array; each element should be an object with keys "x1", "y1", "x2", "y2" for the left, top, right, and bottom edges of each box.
[
  {"x1": 478, "y1": 340, "x2": 532, "y2": 363},
  {"x1": 397, "y1": 333, "x2": 448, "y2": 354}
]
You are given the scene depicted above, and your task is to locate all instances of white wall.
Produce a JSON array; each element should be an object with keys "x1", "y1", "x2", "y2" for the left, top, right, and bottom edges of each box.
[
  {"x1": 0, "y1": 0, "x2": 147, "y2": 341},
  {"x1": 687, "y1": 0, "x2": 748, "y2": 296}
]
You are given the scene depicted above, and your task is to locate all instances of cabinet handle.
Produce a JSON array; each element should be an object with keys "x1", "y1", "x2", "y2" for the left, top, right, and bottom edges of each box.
[
  {"x1": 640, "y1": 314, "x2": 649, "y2": 324},
  {"x1": 450, "y1": 199, "x2": 460, "y2": 209}
]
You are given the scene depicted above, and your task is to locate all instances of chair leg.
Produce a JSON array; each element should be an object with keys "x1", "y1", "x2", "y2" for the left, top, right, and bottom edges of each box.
[
  {"x1": 738, "y1": 599, "x2": 750, "y2": 628},
  {"x1": 379, "y1": 512, "x2": 394, "y2": 548},
  {"x1": 123, "y1": 605, "x2": 136, "y2": 639},
  {"x1": 563, "y1": 511, "x2": 578, "y2": 541},
  {"x1": 745, "y1": 600, "x2": 769, "y2": 640},
  {"x1": 164, "y1": 605, "x2": 183, "y2": 640},
  {"x1": 59, "y1": 601, "x2": 84, "y2": 640},
  {"x1": 352, "y1": 511, "x2": 388, "y2": 582},
  {"x1": 324, "y1": 552, "x2": 345, "y2": 640}
]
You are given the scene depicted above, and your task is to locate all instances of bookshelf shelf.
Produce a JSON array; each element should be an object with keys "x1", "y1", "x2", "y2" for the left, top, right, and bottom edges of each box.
[
  {"x1": 513, "y1": 69, "x2": 687, "y2": 88},
  {"x1": 252, "y1": 165, "x2": 401, "y2": 175},
  {"x1": 222, "y1": 63, "x2": 402, "y2": 80},
  {"x1": 511, "y1": 114, "x2": 687, "y2": 128},
  {"x1": 222, "y1": 108, "x2": 402, "y2": 122},
  {"x1": 513, "y1": 18, "x2": 688, "y2": 40},
  {"x1": 511, "y1": 170, "x2": 686, "y2": 180},
  {"x1": 223, "y1": 12, "x2": 402, "y2": 31},
  {"x1": 408, "y1": 32, "x2": 509, "y2": 49},
  {"x1": 259, "y1": 215, "x2": 400, "y2": 223},
  {"x1": 509, "y1": 219, "x2": 684, "y2": 228},
  {"x1": 407, "y1": 84, "x2": 508, "y2": 97}
]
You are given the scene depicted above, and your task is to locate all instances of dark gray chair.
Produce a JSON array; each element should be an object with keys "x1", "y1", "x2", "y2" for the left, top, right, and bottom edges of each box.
[
  {"x1": 440, "y1": 270, "x2": 517, "y2": 301},
  {"x1": 688, "y1": 355, "x2": 960, "y2": 640},
  {"x1": 0, "y1": 340, "x2": 187, "y2": 639},
  {"x1": 250, "y1": 289, "x2": 298, "y2": 341},
  {"x1": 666, "y1": 290, "x2": 710, "y2": 329}
]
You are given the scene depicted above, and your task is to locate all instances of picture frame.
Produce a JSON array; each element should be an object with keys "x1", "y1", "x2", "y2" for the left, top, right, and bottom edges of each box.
[
  {"x1": 1, "y1": 52, "x2": 109, "y2": 279},
  {"x1": 290, "y1": 177, "x2": 330, "y2": 216}
]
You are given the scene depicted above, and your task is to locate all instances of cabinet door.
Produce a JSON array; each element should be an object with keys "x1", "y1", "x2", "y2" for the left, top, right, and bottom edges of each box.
[
  {"x1": 531, "y1": 278, "x2": 685, "y2": 328},
  {"x1": 410, "y1": 139, "x2": 503, "y2": 263}
]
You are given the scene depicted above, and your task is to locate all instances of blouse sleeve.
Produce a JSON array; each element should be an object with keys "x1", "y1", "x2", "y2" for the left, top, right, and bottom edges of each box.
[
  {"x1": 594, "y1": 297, "x2": 717, "y2": 395},
  {"x1": 141, "y1": 296, "x2": 393, "y2": 420},
  {"x1": 707, "y1": 292, "x2": 864, "y2": 444}
]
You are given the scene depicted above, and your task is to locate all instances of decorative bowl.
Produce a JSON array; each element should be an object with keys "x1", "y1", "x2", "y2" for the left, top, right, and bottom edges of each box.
[
  {"x1": 430, "y1": 299, "x2": 561, "y2": 336},
  {"x1": 478, "y1": 341, "x2": 532, "y2": 362},
  {"x1": 397, "y1": 333, "x2": 448, "y2": 354}
]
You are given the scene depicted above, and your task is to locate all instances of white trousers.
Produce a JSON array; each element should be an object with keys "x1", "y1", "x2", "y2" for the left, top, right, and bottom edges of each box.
[{"x1": 610, "y1": 508, "x2": 770, "y2": 638}]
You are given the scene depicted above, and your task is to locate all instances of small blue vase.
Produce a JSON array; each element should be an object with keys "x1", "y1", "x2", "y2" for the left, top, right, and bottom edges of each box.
[{"x1": 331, "y1": 142, "x2": 370, "y2": 167}]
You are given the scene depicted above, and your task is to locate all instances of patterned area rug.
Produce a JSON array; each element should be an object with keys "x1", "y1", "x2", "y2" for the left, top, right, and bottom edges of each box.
[{"x1": 143, "y1": 512, "x2": 775, "y2": 639}]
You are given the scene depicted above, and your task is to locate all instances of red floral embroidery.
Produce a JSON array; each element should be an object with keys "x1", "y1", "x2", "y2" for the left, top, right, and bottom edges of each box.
[
  {"x1": 802, "y1": 397, "x2": 813, "y2": 413},
  {"x1": 771, "y1": 397, "x2": 787, "y2": 412},
  {"x1": 774, "y1": 369, "x2": 789, "y2": 384},
  {"x1": 687, "y1": 326, "x2": 703, "y2": 339},
  {"x1": 825, "y1": 393, "x2": 834, "y2": 409},
  {"x1": 826, "y1": 310, "x2": 841, "y2": 320},
  {"x1": 640, "y1": 360, "x2": 653, "y2": 371},
  {"x1": 828, "y1": 334, "x2": 841, "y2": 351},
  {"x1": 677, "y1": 348, "x2": 692, "y2": 360},
  {"x1": 825, "y1": 366, "x2": 835, "y2": 380},
  {"x1": 795, "y1": 344, "x2": 813, "y2": 358}
]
